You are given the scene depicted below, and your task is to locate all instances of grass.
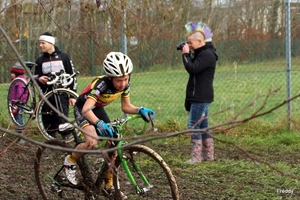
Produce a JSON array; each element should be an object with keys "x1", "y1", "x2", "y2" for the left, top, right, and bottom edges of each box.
[
  {"x1": 149, "y1": 128, "x2": 300, "y2": 199},
  {"x1": 1, "y1": 61, "x2": 300, "y2": 128},
  {"x1": 1, "y1": 61, "x2": 300, "y2": 198}
]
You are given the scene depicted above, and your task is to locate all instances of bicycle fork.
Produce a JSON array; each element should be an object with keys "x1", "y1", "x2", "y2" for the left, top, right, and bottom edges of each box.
[{"x1": 117, "y1": 141, "x2": 153, "y2": 195}]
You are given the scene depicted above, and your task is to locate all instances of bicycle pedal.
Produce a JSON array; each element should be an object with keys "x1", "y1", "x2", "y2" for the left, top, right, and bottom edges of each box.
[
  {"x1": 143, "y1": 185, "x2": 153, "y2": 192},
  {"x1": 51, "y1": 183, "x2": 62, "y2": 193},
  {"x1": 24, "y1": 110, "x2": 35, "y2": 114}
]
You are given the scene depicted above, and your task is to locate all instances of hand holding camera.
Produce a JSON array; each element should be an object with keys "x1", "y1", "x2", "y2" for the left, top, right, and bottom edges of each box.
[
  {"x1": 176, "y1": 41, "x2": 187, "y2": 51},
  {"x1": 176, "y1": 41, "x2": 189, "y2": 53}
]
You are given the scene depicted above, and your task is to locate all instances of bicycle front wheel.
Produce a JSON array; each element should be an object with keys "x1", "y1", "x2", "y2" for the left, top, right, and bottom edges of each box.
[
  {"x1": 36, "y1": 88, "x2": 79, "y2": 143},
  {"x1": 7, "y1": 78, "x2": 34, "y2": 128},
  {"x1": 114, "y1": 144, "x2": 179, "y2": 200}
]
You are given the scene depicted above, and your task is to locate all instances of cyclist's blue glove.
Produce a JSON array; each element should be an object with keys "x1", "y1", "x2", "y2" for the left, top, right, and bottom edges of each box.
[
  {"x1": 95, "y1": 120, "x2": 113, "y2": 137},
  {"x1": 137, "y1": 107, "x2": 155, "y2": 122}
]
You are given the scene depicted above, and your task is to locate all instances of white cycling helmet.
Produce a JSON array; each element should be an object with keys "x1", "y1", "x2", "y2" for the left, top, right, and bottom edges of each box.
[{"x1": 103, "y1": 52, "x2": 133, "y2": 77}]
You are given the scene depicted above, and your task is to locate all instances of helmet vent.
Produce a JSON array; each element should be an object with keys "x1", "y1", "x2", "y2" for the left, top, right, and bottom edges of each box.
[{"x1": 119, "y1": 64, "x2": 125, "y2": 75}]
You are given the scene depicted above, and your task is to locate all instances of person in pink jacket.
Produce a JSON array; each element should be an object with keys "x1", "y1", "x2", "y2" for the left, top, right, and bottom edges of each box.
[{"x1": 9, "y1": 62, "x2": 28, "y2": 143}]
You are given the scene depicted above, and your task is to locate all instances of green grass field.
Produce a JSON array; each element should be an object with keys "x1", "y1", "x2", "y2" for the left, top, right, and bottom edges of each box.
[
  {"x1": 1, "y1": 62, "x2": 300, "y2": 199},
  {"x1": 2, "y1": 62, "x2": 300, "y2": 131}
]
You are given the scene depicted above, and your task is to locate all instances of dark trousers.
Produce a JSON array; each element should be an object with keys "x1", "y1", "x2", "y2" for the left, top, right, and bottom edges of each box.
[{"x1": 41, "y1": 92, "x2": 69, "y2": 135}]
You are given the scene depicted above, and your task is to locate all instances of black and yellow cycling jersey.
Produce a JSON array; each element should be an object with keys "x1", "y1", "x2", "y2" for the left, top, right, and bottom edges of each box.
[{"x1": 75, "y1": 76, "x2": 130, "y2": 108}]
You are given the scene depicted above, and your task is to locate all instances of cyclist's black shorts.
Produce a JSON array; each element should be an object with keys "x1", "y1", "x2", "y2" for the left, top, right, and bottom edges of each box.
[{"x1": 74, "y1": 105, "x2": 110, "y2": 128}]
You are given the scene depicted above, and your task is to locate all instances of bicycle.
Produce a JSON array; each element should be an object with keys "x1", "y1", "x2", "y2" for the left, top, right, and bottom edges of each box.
[
  {"x1": 7, "y1": 61, "x2": 80, "y2": 143},
  {"x1": 34, "y1": 114, "x2": 179, "y2": 200}
]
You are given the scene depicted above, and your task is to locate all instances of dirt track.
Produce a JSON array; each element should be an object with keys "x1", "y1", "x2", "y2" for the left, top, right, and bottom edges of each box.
[
  {"x1": 1, "y1": 134, "x2": 299, "y2": 200},
  {"x1": 0, "y1": 137, "x2": 40, "y2": 200}
]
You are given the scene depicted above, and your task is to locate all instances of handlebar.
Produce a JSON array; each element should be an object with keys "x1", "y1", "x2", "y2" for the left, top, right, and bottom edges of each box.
[
  {"x1": 109, "y1": 114, "x2": 156, "y2": 136},
  {"x1": 47, "y1": 72, "x2": 60, "y2": 85},
  {"x1": 94, "y1": 114, "x2": 157, "y2": 149},
  {"x1": 61, "y1": 73, "x2": 74, "y2": 87},
  {"x1": 47, "y1": 71, "x2": 79, "y2": 86}
]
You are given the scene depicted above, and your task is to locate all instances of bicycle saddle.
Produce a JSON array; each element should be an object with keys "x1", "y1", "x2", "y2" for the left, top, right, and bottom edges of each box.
[{"x1": 24, "y1": 61, "x2": 37, "y2": 69}]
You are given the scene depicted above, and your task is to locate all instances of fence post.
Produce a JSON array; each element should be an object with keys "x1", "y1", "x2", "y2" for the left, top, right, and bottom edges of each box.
[
  {"x1": 25, "y1": 38, "x2": 29, "y2": 61},
  {"x1": 164, "y1": 39, "x2": 167, "y2": 67},
  {"x1": 285, "y1": 0, "x2": 292, "y2": 129},
  {"x1": 90, "y1": 38, "x2": 95, "y2": 76},
  {"x1": 234, "y1": 39, "x2": 237, "y2": 61}
]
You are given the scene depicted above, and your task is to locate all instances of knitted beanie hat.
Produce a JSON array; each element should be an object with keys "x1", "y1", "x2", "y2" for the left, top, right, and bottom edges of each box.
[{"x1": 11, "y1": 62, "x2": 25, "y2": 74}]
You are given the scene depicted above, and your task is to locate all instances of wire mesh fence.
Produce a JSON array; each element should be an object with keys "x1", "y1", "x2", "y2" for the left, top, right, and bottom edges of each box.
[
  {"x1": 1, "y1": 0, "x2": 300, "y2": 130},
  {"x1": 1, "y1": 40, "x2": 300, "y2": 128}
]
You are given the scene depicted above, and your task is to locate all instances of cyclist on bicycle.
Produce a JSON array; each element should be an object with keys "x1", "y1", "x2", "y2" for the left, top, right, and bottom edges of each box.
[{"x1": 64, "y1": 52, "x2": 155, "y2": 194}]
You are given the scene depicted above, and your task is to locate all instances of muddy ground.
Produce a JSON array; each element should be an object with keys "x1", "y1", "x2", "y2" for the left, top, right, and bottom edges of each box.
[{"x1": 0, "y1": 134, "x2": 299, "y2": 200}]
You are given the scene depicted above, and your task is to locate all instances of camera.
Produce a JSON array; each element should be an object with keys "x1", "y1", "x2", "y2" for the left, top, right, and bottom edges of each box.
[{"x1": 176, "y1": 41, "x2": 187, "y2": 51}]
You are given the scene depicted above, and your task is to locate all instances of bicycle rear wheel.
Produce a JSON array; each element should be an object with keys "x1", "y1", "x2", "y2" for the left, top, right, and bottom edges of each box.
[
  {"x1": 35, "y1": 140, "x2": 84, "y2": 200},
  {"x1": 36, "y1": 88, "x2": 79, "y2": 143},
  {"x1": 7, "y1": 78, "x2": 34, "y2": 128},
  {"x1": 113, "y1": 144, "x2": 179, "y2": 200}
]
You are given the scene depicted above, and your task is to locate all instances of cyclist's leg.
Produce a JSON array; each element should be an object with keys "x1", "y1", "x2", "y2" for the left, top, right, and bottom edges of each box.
[
  {"x1": 90, "y1": 107, "x2": 116, "y2": 190},
  {"x1": 64, "y1": 106, "x2": 106, "y2": 184}
]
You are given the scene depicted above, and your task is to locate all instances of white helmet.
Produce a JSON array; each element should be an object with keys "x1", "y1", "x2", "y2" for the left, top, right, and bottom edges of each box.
[{"x1": 103, "y1": 52, "x2": 133, "y2": 77}]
